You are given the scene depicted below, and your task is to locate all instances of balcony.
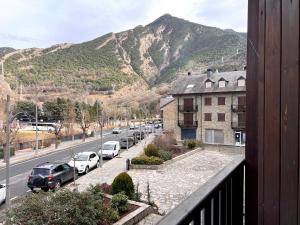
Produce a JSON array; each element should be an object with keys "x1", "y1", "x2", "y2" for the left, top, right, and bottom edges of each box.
[
  {"x1": 178, "y1": 120, "x2": 198, "y2": 128},
  {"x1": 157, "y1": 155, "x2": 245, "y2": 225},
  {"x1": 231, "y1": 104, "x2": 246, "y2": 112},
  {"x1": 178, "y1": 105, "x2": 198, "y2": 112},
  {"x1": 231, "y1": 121, "x2": 246, "y2": 130}
]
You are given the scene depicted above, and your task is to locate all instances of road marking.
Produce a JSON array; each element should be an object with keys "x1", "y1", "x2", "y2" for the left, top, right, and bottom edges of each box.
[{"x1": 10, "y1": 196, "x2": 18, "y2": 201}]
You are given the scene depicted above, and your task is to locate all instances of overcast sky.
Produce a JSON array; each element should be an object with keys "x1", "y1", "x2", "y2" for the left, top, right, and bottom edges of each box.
[{"x1": 0, "y1": 0, "x2": 247, "y2": 49}]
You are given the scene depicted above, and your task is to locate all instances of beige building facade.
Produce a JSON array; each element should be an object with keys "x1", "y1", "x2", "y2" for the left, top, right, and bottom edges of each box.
[{"x1": 168, "y1": 70, "x2": 246, "y2": 146}]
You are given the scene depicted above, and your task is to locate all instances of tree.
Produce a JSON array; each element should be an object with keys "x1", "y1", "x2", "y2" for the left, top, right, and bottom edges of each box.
[
  {"x1": 14, "y1": 101, "x2": 41, "y2": 120},
  {"x1": 74, "y1": 102, "x2": 97, "y2": 142},
  {"x1": 43, "y1": 98, "x2": 68, "y2": 148}
]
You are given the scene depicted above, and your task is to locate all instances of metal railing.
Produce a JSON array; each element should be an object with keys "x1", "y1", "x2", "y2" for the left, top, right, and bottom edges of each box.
[
  {"x1": 231, "y1": 105, "x2": 246, "y2": 112},
  {"x1": 231, "y1": 122, "x2": 246, "y2": 130},
  {"x1": 157, "y1": 155, "x2": 245, "y2": 225},
  {"x1": 178, "y1": 105, "x2": 199, "y2": 112},
  {"x1": 178, "y1": 120, "x2": 198, "y2": 128}
]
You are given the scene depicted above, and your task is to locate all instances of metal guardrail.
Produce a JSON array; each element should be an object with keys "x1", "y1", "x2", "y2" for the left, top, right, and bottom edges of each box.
[
  {"x1": 157, "y1": 155, "x2": 245, "y2": 225},
  {"x1": 178, "y1": 105, "x2": 199, "y2": 112},
  {"x1": 178, "y1": 120, "x2": 198, "y2": 128}
]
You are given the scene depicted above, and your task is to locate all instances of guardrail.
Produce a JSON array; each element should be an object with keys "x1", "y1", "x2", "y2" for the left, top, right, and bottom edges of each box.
[{"x1": 157, "y1": 155, "x2": 245, "y2": 225}]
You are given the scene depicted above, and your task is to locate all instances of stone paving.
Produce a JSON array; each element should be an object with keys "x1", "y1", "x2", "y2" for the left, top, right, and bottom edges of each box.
[{"x1": 128, "y1": 147, "x2": 244, "y2": 216}]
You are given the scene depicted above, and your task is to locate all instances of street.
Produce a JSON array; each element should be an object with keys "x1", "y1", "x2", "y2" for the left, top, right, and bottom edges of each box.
[{"x1": 0, "y1": 128, "x2": 140, "y2": 202}]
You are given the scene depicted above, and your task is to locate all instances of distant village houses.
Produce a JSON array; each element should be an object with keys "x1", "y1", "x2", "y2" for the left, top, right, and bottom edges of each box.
[{"x1": 160, "y1": 69, "x2": 246, "y2": 146}]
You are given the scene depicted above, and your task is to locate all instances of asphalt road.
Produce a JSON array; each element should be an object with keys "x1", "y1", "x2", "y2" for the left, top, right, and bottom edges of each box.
[{"x1": 0, "y1": 128, "x2": 142, "y2": 201}]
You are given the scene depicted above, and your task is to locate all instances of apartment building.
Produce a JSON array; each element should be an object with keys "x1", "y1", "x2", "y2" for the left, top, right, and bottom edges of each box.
[{"x1": 170, "y1": 70, "x2": 246, "y2": 146}]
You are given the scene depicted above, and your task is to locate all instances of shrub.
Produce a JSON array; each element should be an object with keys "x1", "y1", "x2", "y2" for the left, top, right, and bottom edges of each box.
[
  {"x1": 87, "y1": 184, "x2": 104, "y2": 201},
  {"x1": 131, "y1": 155, "x2": 164, "y2": 165},
  {"x1": 144, "y1": 144, "x2": 159, "y2": 157},
  {"x1": 158, "y1": 150, "x2": 172, "y2": 161},
  {"x1": 0, "y1": 147, "x2": 15, "y2": 159},
  {"x1": 111, "y1": 172, "x2": 134, "y2": 199},
  {"x1": 153, "y1": 131, "x2": 177, "y2": 150},
  {"x1": 6, "y1": 190, "x2": 119, "y2": 225},
  {"x1": 99, "y1": 183, "x2": 112, "y2": 194},
  {"x1": 183, "y1": 139, "x2": 197, "y2": 149},
  {"x1": 112, "y1": 192, "x2": 128, "y2": 212}
]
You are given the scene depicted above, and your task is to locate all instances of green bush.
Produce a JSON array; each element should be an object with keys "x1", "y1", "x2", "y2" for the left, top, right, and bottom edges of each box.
[
  {"x1": 144, "y1": 144, "x2": 159, "y2": 157},
  {"x1": 131, "y1": 155, "x2": 164, "y2": 165},
  {"x1": 0, "y1": 147, "x2": 15, "y2": 159},
  {"x1": 111, "y1": 172, "x2": 134, "y2": 199},
  {"x1": 158, "y1": 150, "x2": 172, "y2": 161},
  {"x1": 183, "y1": 139, "x2": 197, "y2": 149},
  {"x1": 6, "y1": 190, "x2": 119, "y2": 225},
  {"x1": 112, "y1": 192, "x2": 128, "y2": 213}
]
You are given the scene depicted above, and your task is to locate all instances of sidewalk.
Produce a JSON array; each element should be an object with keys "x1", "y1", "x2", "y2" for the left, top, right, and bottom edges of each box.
[
  {"x1": 0, "y1": 135, "x2": 100, "y2": 168},
  {"x1": 73, "y1": 134, "x2": 155, "y2": 192}
]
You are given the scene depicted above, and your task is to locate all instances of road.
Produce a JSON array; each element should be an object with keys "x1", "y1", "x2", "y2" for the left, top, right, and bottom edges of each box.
[{"x1": 0, "y1": 128, "x2": 144, "y2": 201}]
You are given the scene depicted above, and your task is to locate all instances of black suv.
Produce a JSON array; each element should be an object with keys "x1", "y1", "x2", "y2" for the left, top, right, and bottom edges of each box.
[{"x1": 27, "y1": 162, "x2": 78, "y2": 192}]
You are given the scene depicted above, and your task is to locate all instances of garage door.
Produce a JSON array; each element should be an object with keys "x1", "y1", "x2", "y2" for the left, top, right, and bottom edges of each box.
[{"x1": 181, "y1": 128, "x2": 196, "y2": 140}]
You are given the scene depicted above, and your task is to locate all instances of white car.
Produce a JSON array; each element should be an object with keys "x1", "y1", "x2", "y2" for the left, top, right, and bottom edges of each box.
[
  {"x1": 98, "y1": 141, "x2": 120, "y2": 159},
  {"x1": 112, "y1": 127, "x2": 122, "y2": 134},
  {"x1": 68, "y1": 152, "x2": 100, "y2": 174},
  {"x1": 0, "y1": 184, "x2": 6, "y2": 204}
]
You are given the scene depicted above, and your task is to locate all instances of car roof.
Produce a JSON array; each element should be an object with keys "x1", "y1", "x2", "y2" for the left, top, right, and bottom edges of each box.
[
  {"x1": 104, "y1": 141, "x2": 119, "y2": 144},
  {"x1": 34, "y1": 162, "x2": 64, "y2": 169},
  {"x1": 76, "y1": 151, "x2": 95, "y2": 155}
]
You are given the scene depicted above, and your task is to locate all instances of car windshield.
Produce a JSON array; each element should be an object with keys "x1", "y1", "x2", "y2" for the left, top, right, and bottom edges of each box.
[
  {"x1": 103, "y1": 144, "x2": 115, "y2": 150},
  {"x1": 32, "y1": 168, "x2": 50, "y2": 176},
  {"x1": 74, "y1": 154, "x2": 89, "y2": 161}
]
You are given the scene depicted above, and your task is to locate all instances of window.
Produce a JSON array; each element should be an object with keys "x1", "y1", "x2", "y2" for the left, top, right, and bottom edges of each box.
[
  {"x1": 238, "y1": 79, "x2": 246, "y2": 87},
  {"x1": 204, "y1": 113, "x2": 212, "y2": 121},
  {"x1": 205, "y1": 129, "x2": 224, "y2": 144},
  {"x1": 205, "y1": 82, "x2": 212, "y2": 88},
  {"x1": 218, "y1": 97, "x2": 226, "y2": 105},
  {"x1": 218, "y1": 113, "x2": 225, "y2": 121},
  {"x1": 204, "y1": 97, "x2": 212, "y2": 106},
  {"x1": 219, "y1": 80, "x2": 226, "y2": 88}
]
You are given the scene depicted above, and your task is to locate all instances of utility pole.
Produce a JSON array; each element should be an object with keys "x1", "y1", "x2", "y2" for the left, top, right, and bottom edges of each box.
[
  {"x1": 126, "y1": 107, "x2": 129, "y2": 151},
  {"x1": 5, "y1": 95, "x2": 11, "y2": 208},
  {"x1": 100, "y1": 103, "x2": 103, "y2": 167},
  {"x1": 35, "y1": 102, "x2": 38, "y2": 154}
]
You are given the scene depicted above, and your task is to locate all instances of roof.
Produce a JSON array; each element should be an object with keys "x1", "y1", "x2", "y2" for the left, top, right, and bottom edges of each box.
[
  {"x1": 104, "y1": 141, "x2": 119, "y2": 144},
  {"x1": 34, "y1": 162, "x2": 63, "y2": 169},
  {"x1": 160, "y1": 96, "x2": 175, "y2": 109},
  {"x1": 171, "y1": 70, "x2": 246, "y2": 95},
  {"x1": 76, "y1": 151, "x2": 95, "y2": 156}
]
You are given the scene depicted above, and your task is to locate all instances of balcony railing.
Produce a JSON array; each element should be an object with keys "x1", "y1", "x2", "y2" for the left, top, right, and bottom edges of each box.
[
  {"x1": 178, "y1": 105, "x2": 199, "y2": 112},
  {"x1": 231, "y1": 121, "x2": 246, "y2": 130},
  {"x1": 157, "y1": 155, "x2": 245, "y2": 225},
  {"x1": 178, "y1": 120, "x2": 198, "y2": 128},
  {"x1": 231, "y1": 104, "x2": 246, "y2": 112}
]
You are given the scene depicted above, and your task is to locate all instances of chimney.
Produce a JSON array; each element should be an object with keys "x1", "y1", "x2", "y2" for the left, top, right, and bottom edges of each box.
[
  {"x1": 187, "y1": 71, "x2": 191, "y2": 76},
  {"x1": 206, "y1": 68, "x2": 213, "y2": 78}
]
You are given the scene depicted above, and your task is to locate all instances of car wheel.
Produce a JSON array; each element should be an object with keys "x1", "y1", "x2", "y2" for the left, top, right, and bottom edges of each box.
[
  {"x1": 96, "y1": 161, "x2": 100, "y2": 168},
  {"x1": 85, "y1": 166, "x2": 89, "y2": 174},
  {"x1": 41, "y1": 187, "x2": 49, "y2": 192}
]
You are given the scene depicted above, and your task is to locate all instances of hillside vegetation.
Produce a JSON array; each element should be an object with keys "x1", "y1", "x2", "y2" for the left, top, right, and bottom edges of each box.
[{"x1": 1, "y1": 14, "x2": 246, "y2": 102}]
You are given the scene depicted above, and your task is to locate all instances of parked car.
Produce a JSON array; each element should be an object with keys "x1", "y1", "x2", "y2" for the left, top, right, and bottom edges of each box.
[
  {"x1": 120, "y1": 137, "x2": 135, "y2": 149},
  {"x1": 27, "y1": 162, "x2": 78, "y2": 192},
  {"x1": 68, "y1": 152, "x2": 100, "y2": 174},
  {"x1": 112, "y1": 127, "x2": 122, "y2": 134},
  {"x1": 133, "y1": 131, "x2": 145, "y2": 140},
  {"x1": 0, "y1": 184, "x2": 6, "y2": 204},
  {"x1": 154, "y1": 123, "x2": 161, "y2": 129},
  {"x1": 129, "y1": 124, "x2": 135, "y2": 130},
  {"x1": 144, "y1": 125, "x2": 153, "y2": 133},
  {"x1": 98, "y1": 141, "x2": 120, "y2": 159}
]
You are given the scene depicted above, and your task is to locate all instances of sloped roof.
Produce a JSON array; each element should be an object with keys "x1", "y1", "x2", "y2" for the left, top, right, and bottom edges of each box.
[
  {"x1": 160, "y1": 96, "x2": 175, "y2": 109},
  {"x1": 171, "y1": 70, "x2": 246, "y2": 95}
]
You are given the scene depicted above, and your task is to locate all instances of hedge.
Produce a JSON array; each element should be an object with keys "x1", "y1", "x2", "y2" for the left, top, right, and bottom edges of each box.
[
  {"x1": 131, "y1": 155, "x2": 163, "y2": 165},
  {"x1": 0, "y1": 147, "x2": 15, "y2": 159}
]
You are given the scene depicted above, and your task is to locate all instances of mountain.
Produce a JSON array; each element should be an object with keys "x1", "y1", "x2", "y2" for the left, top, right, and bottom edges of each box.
[{"x1": 0, "y1": 14, "x2": 246, "y2": 105}]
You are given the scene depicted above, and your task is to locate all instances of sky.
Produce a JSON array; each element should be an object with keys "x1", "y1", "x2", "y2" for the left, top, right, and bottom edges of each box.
[{"x1": 0, "y1": 0, "x2": 247, "y2": 49}]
